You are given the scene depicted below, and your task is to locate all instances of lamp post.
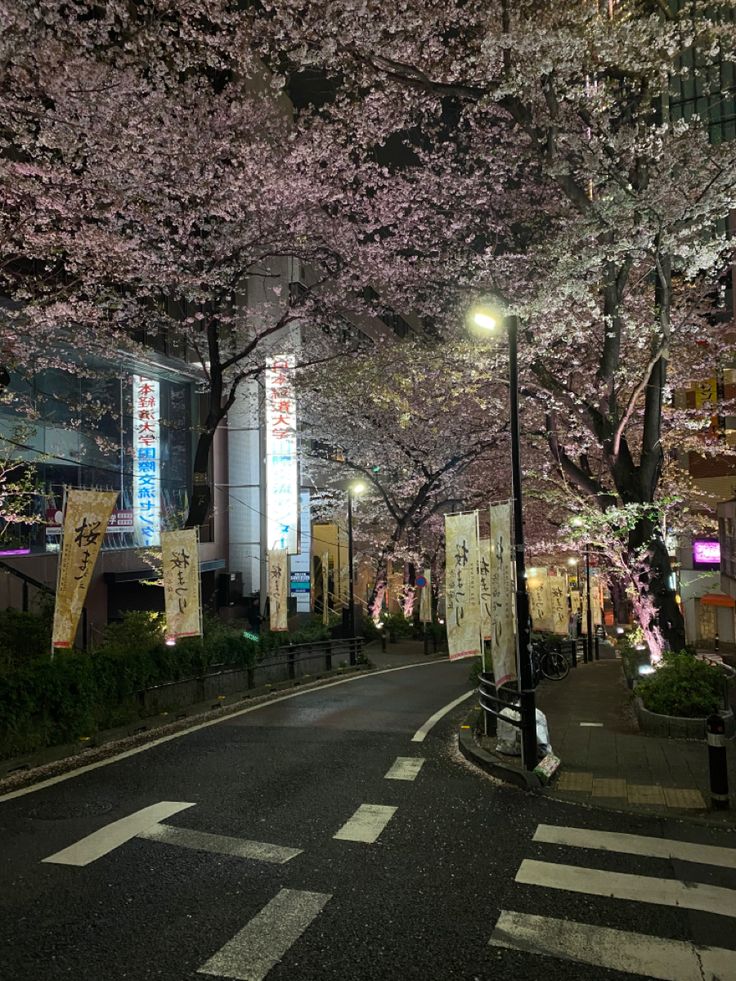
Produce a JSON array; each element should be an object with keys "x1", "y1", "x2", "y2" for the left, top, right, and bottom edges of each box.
[
  {"x1": 470, "y1": 308, "x2": 537, "y2": 771},
  {"x1": 571, "y1": 518, "x2": 594, "y2": 663},
  {"x1": 347, "y1": 481, "x2": 365, "y2": 640}
]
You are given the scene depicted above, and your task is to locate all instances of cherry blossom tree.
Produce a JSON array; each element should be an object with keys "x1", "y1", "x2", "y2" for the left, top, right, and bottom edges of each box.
[{"x1": 256, "y1": 0, "x2": 736, "y2": 652}]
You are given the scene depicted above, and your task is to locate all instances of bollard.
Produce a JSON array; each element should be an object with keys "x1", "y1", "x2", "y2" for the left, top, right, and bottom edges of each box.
[{"x1": 707, "y1": 713, "x2": 729, "y2": 810}]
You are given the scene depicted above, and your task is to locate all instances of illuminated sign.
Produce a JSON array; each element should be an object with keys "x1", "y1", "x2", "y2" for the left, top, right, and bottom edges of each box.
[
  {"x1": 132, "y1": 375, "x2": 161, "y2": 547},
  {"x1": 265, "y1": 355, "x2": 298, "y2": 552},
  {"x1": 693, "y1": 539, "x2": 721, "y2": 566}
]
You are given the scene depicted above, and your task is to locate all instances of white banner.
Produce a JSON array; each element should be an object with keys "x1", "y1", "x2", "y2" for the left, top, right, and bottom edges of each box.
[
  {"x1": 53, "y1": 489, "x2": 118, "y2": 649},
  {"x1": 419, "y1": 569, "x2": 433, "y2": 623},
  {"x1": 445, "y1": 512, "x2": 482, "y2": 661},
  {"x1": 479, "y1": 537, "x2": 492, "y2": 642},
  {"x1": 548, "y1": 567, "x2": 569, "y2": 635},
  {"x1": 528, "y1": 567, "x2": 553, "y2": 632},
  {"x1": 162, "y1": 529, "x2": 202, "y2": 641},
  {"x1": 268, "y1": 548, "x2": 289, "y2": 631},
  {"x1": 490, "y1": 503, "x2": 517, "y2": 687}
]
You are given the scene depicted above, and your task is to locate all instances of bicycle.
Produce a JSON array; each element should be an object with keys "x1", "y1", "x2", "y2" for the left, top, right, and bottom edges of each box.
[{"x1": 531, "y1": 639, "x2": 570, "y2": 685}]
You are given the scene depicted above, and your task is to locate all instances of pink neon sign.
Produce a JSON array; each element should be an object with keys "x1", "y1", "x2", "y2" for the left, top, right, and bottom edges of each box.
[{"x1": 693, "y1": 540, "x2": 721, "y2": 565}]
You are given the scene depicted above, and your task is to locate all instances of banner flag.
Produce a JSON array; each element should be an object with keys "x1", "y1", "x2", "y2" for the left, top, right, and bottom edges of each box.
[
  {"x1": 321, "y1": 551, "x2": 330, "y2": 626},
  {"x1": 162, "y1": 529, "x2": 201, "y2": 641},
  {"x1": 52, "y1": 489, "x2": 118, "y2": 649},
  {"x1": 268, "y1": 549, "x2": 289, "y2": 631},
  {"x1": 445, "y1": 512, "x2": 482, "y2": 661},
  {"x1": 479, "y1": 537, "x2": 492, "y2": 641},
  {"x1": 489, "y1": 502, "x2": 517, "y2": 687},
  {"x1": 419, "y1": 569, "x2": 433, "y2": 623},
  {"x1": 548, "y1": 567, "x2": 569, "y2": 635},
  {"x1": 527, "y1": 567, "x2": 554, "y2": 632}
]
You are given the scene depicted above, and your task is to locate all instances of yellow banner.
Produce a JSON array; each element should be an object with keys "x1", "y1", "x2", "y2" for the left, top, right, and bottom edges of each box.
[
  {"x1": 162, "y1": 529, "x2": 201, "y2": 640},
  {"x1": 490, "y1": 503, "x2": 517, "y2": 686},
  {"x1": 694, "y1": 378, "x2": 717, "y2": 408},
  {"x1": 419, "y1": 569, "x2": 432, "y2": 623},
  {"x1": 527, "y1": 567, "x2": 553, "y2": 632},
  {"x1": 52, "y1": 489, "x2": 118, "y2": 649},
  {"x1": 548, "y1": 567, "x2": 569, "y2": 635},
  {"x1": 445, "y1": 512, "x2": 482, "y2": 661},
  {"x1": 479, "y1": 538, "x2": 492, "y2": 641},
  {"x1": 268, "y1": 548, "x2": 289, "y2": 632},
  {"x1": 321, "y1": 551, "x2": 330, "y2": 626}
]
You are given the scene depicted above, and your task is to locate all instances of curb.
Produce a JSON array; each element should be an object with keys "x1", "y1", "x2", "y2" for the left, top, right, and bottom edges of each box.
[{"x1": 457, "y1": 714, "x2": 542, "y2": 791}]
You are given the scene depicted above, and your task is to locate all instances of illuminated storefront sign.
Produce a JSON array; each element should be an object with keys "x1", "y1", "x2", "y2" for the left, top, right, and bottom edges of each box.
[
  {"x1": 265, "y1": 355, "x2": 298, "y2": 553},
  {"x1": 133, "y1": 375, "x2": 161, "y2": 547},
  {"x1": 693, "y1": 539, "x2": 721, "y2": 567}
]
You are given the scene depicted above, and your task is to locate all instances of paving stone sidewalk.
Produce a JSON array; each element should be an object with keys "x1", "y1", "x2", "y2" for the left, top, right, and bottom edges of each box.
[{"x1": 534, "y1": 656, "x2": 736, "y2": 820}]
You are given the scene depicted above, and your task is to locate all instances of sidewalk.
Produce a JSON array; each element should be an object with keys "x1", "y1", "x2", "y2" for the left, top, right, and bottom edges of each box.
[{"x1": 469, "y1": 651, "x2": 736, "y2": 824}]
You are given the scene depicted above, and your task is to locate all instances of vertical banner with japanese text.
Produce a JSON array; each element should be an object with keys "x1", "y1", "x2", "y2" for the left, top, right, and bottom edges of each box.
[
  {"x1": 419, "y1": 570, "x2": 433, "y2": 623},
  {"x1": 52, "y1": 489, "x2": 118, "y2": 649},
  {"x1": 548, "y1": 567, "x2": 569, "y2": 635},
  {"x1": 321, "y1": 551, "x2": 330, "y2": 626},
  {"x1": 265, "y1": 356, "x2": 299, "y2": 553},
  {"x1": 479, "y1": 537, "x2": 492, "y2": 642},
  {"x1": 527, "y1": 567, "x2": 553, "y2": 632},
  {"x1": 162, "y1": 529, "x2": 201, "y2": 640},
  {"x1": 133, "y1": 375, "x2": 161, "y2": 547},
  {"x1": 268, "y1": 548, "x2": 289, "y2": 632},
  {"x1": 445, "y1": 512, "x2": 481, "y2": 661},
  {"x1": 489, "y1": 503, "x2": 517, "y2": 687}
]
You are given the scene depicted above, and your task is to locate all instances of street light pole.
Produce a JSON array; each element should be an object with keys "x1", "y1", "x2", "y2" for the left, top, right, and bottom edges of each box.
[
  {"x1": 506, "y1": 315, "x2": 537, "y2": 772},
  {"x1": 584, "y1": 543, "x2": 594, "y2": 662}
]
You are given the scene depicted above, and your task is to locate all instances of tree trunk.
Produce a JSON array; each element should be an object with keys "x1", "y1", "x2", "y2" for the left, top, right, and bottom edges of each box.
[
  {"x1": 185, "y1": 427, "x2": 216, "y2": 528},
  {"x1": 629, "y1": 515, "x2": 685, "y2": 652}
]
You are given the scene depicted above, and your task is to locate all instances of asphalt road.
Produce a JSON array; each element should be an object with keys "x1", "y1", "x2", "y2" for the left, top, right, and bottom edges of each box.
[{"x1": 2, "y1": 658, "x2": 736, "y2": 981}]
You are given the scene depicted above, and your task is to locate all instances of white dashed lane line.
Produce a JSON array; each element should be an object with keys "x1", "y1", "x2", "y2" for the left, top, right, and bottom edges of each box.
[
  {"x1": 384, "y1": 757, "x2": 424, "y2": 781},
  {"x1": 333, "y1": 804, "x2": 397, "y2": 843}
]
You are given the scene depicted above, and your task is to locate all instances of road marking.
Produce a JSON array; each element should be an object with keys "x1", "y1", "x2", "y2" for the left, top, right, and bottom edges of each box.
[
  {"x1": 411, "y1": 689, "x2": 474, "y2": 742},
  {"x1": 579, "y1": 722, "x2": 603, "y2": 727},
  {"x1": 516, "y1": 859, "x2": 736, "y2": 917},
  {"x1": 137, "y1": 824, "x2": 302, "y2": 864},
  {"x1": 384, "y1": 757, "x2": 424, "y2": 781},
  {"x1": 489, "y1": 910, "x2": 736, "y2": 981},
  {"x1": 0, "y1": 660, "x2": 448, "y2": 803},
  {"x1": 198, "y1": 888, "x2": 331, "y2": 981},
  {"x1": 533, "y1": 824, "x2": 736, "y2": 869},
  {"x1": 333, "y1": 804, "x2": 397, "y2": 843},
  {"x1": 42, "y1": 801, "x2": 194, "y2": 866}
]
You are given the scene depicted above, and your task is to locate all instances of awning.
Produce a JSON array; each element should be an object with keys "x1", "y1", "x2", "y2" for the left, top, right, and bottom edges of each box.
[{"x1": 700, "y1": 593, "x2": 735, "y2": 608}]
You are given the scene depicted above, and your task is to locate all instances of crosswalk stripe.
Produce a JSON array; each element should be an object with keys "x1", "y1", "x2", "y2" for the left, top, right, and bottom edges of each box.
[
  {"x1": 489, "y1": 910, "x2": 736, "y2": 981},
  {"x1": 384, "y1": 757, "x2": 424, "y2": 781},
  {"x1": 533, "y1": 823, "x2": 736, "y2": 870},
  {"x1": 42, "y1": 801, "x2": 195, "y2": 866},
  {"x1": 136, "y1": 824, "x2": 302, "y2": 864},
  {"x1": 197, "y1": 888, "x2": 331, "y2": 981},
  {"x1": 516, "y1": 859, "x2": 736, "y2": 918},
  {"x1": 333, "y1": 804, "x2": 397, "y2": 843}
]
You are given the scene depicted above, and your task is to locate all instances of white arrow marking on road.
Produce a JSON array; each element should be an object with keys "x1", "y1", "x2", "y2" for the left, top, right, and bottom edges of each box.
[
  {"x1": 333, "y1": 803, "x2": 397, "y2": 843},
  {"x1": 384, "y1": 757, "x2": 425, "y2": 781},
  {"x1": 137, "y1": 823, "x2": 301, "y2": 864},
  {"x1": 411, "y1": 689, "x2": 474, "y2": 742},
  {"x1": 490, "y1": 910, "x2": 736, "y2": 981},
  {"x1": 516, "y1": 858, "x2": 736, "y2": 918},
  {"x1": 533, "y1": 823, "x2": 736, "y2": 870},
  {"x1": 198, "y1": 888, "x2": 331, "y2": 981},
  {"x1": 42, "y1": 801, "x2": 195, "y2": 866}
]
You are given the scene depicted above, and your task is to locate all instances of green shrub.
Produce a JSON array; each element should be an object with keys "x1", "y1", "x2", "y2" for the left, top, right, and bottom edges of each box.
[
  {"x1": 636, "y1": 651, "x2": 728, "y2": 718},
  {"x1": 0, "y1": 608, "x2": 53, "y2": 669},
  {"x1": 383, "y1": 612, "x2": 414, "y2": 641}
]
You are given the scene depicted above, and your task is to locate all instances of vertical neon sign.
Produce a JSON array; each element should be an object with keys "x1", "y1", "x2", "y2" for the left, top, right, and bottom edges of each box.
[
  {"x1": 133, "y1": 375, "x2": 161, "y2": 547},
  {"x1": 265, "y1": 355, "x2": 298, "y2": 553}
]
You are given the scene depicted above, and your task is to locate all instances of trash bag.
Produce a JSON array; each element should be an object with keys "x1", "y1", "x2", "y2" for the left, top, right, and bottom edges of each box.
[{"x1": 496, "y1": 704, "x2": 552, "y2": 758}]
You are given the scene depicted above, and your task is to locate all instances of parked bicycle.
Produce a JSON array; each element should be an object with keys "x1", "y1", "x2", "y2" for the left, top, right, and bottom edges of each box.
[{"x1": 531, "y1": 638, "x2": 570, "y2": 685}]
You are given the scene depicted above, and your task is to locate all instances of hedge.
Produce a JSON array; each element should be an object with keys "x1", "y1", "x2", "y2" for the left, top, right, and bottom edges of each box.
[{"x1": 635, "y1": 650, "x2": 728, "y2": 719}]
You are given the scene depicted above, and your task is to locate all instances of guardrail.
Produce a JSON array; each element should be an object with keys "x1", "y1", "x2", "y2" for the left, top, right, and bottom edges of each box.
[{"x1": 137, "y1": 637, "x2": 364, "y2": 714}]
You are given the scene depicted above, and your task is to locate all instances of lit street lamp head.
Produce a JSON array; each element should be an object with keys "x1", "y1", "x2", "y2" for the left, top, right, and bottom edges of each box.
[
  {"x1": 350, "y1": 481, "x2": 366, "y2": 495},
  {"x1": 467, "y1": 304, "x2": 499, "y2": 334}
]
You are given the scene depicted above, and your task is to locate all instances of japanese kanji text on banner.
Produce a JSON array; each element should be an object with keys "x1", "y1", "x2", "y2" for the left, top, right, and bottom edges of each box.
[
  {"x1": 419, "y1": 569, "x2": 432, "y2": 623},
  {"x1": 321, "y1": 551, "x2": 330, "y2": 626},
  {"x1": 479, "y1": 537, "x2": 492, "y2": 642},
  {"x1": 268, "y1": 548, "x2": 289, "y2": 632},
  {"x1": 265, "y1": 356, "x2": 299, "y2": 553},
  {"x1": 489, "y1": 502, "x2": 517, "y2": 687},
  {"x1": 162, "y1": 529, "x2": 202, "y2": 641},
  {"x1": 52, "y1": 489, "x2": 118, "y2": 649},
  {"x1": 445, "y1": 512, "x2": 481, "y2": 661},
  {"x1": 132, "y1": 375, "x2": 161, "y2": 547}
]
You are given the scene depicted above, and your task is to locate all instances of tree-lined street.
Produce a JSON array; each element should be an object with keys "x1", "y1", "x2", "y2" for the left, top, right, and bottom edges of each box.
[{"x1": 2, "y1": 659, "x2": 735, "y2": 981}]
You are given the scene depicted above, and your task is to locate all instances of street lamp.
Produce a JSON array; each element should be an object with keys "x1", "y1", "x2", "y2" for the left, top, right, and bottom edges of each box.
[
  {"x1": 571, "y1": 517, "x2": 594, "y2": 663},
  {"x1": 347, "y1": 481, "x2": 365, "y2": 643},
  {"x1": 471, "y1": 307, "x2": 537, "y2": 771}
]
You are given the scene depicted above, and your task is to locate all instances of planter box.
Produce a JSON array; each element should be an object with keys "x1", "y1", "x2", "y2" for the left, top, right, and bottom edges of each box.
[{"x1": 634, "y1": 697, "x2": 735, "y2": 740}]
